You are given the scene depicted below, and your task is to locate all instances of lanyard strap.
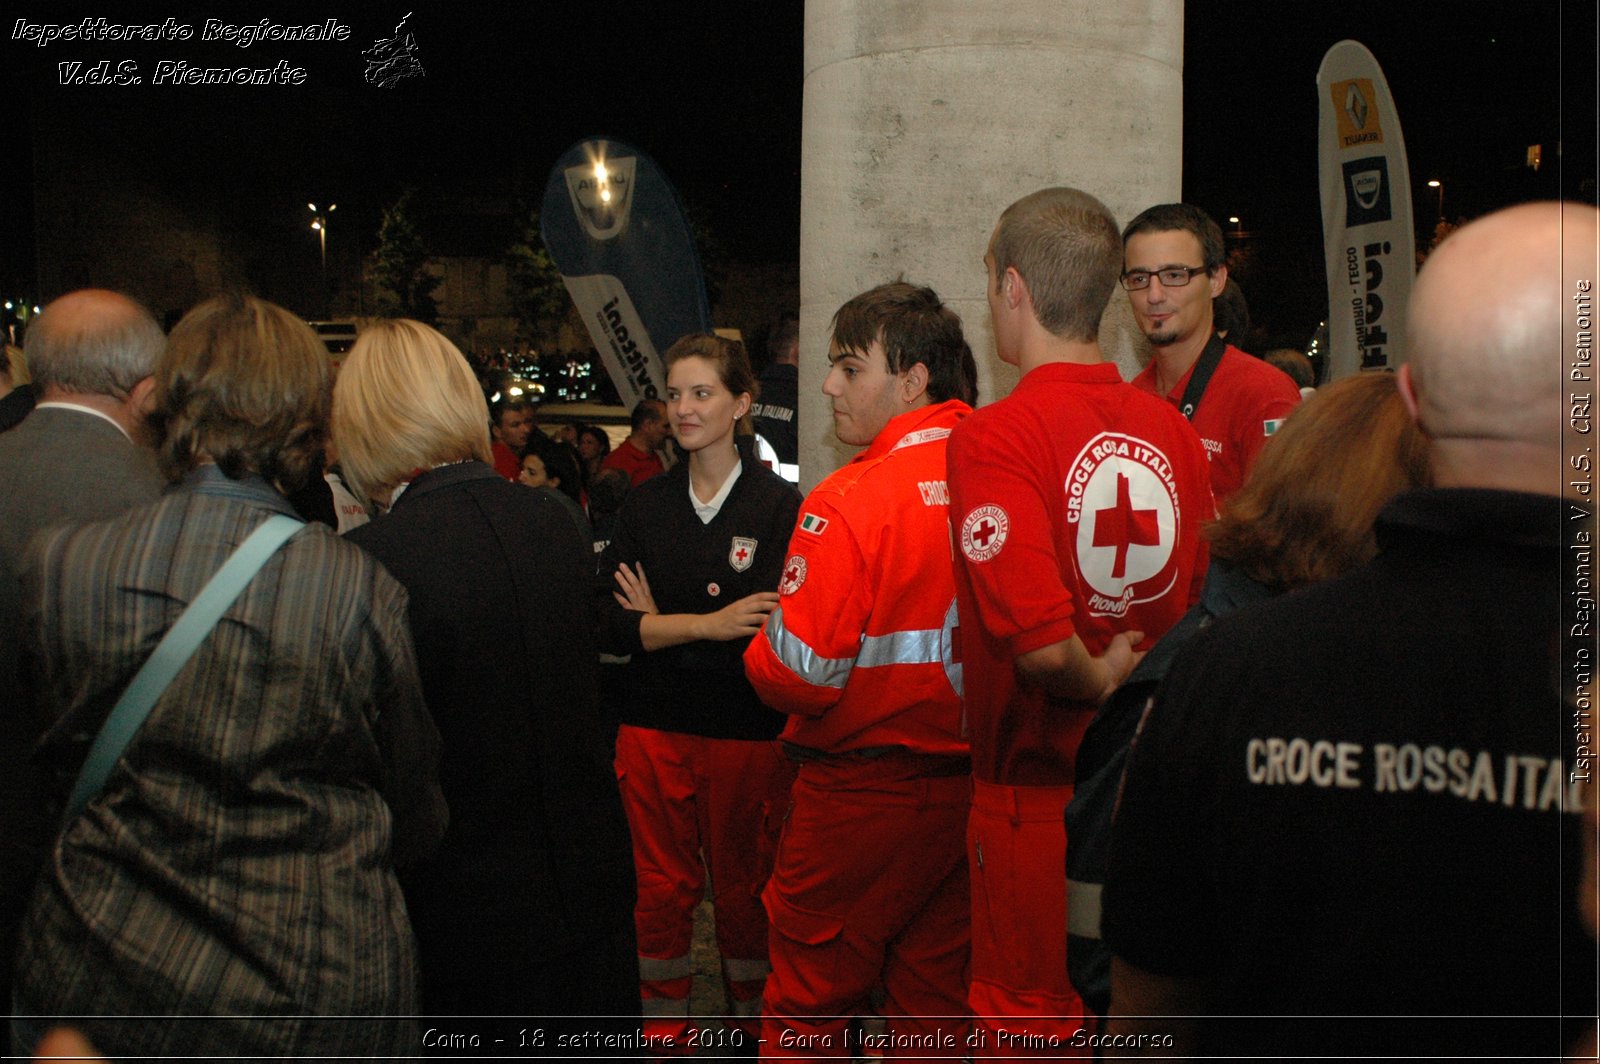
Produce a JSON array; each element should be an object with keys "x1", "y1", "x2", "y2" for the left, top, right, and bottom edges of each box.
[
  {"x1": 1178, "y1": 333, "x2": 1229, "y2": 421},
  {"x1": 63, "y1": 514, "x2": 304, "y2": 825}
]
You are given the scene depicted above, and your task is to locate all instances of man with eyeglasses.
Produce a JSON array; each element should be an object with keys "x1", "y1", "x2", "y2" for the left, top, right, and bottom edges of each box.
[
  {"x1": 1121, "y1": 204, "x2": 1301, "y2": 503},
  {"x1": 1101, "y1": 200, "x2": 1599, "y2": 1059}
]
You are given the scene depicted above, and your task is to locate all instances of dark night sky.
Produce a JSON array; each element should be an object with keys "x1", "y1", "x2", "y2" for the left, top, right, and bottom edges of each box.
[{"x1": 1, "y1": 2, "x2": 1592, "y2": 340}]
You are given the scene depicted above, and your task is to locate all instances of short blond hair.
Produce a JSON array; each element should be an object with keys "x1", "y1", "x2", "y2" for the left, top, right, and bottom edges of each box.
[
  {"x1": 332, "y1": 319, "x2": 492, "y2": 506},
  {"x1": 993, "y1": 188, "x2": 1122, "y2": 342}
]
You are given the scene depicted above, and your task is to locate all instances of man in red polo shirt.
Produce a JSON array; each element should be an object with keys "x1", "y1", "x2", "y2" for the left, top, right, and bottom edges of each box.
[
  {"x1": 489, "y1": 396, "x2": 534, "y2": 481},
  {"x1": 1121, "y1": 204, "x2": 1301, "y2": 504},
  {"x1": 601, "y1": 397, "x2": 669, "y2": 486},
  {"x1": 947, "y1": 188, "x2": 1213, "y2": 1053}
]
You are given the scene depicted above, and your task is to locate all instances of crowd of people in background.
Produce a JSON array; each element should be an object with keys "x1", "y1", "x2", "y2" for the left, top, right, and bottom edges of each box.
[{"x1": 0, "y1": 194, "x2": 1592, "y2": 1062}]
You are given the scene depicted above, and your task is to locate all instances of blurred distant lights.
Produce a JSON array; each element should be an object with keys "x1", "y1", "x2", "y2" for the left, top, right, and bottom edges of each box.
[
  {"x1": 4, "y1": 300, "x2": 41, "y2": 317},
  {"x1": 492, "y1": 357, "x2": 602, "y2": 405}
]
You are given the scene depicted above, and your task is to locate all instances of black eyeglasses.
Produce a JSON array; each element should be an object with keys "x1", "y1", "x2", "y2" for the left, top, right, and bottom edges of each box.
[{"x1": 1120, "y1": 266, "x2": 1210, "y2": 291}]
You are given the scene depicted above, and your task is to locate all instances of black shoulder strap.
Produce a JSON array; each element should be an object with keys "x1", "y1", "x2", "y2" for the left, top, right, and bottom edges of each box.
[{"x1": 1178, "y1": 334, "x2": 1228, "y2": 421}]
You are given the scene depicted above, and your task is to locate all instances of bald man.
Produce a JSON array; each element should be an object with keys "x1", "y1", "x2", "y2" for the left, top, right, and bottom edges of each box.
[
  {"x1": 1098, "y1": 203, "x2": 1599, "y2": 1059},
  {"x1": 0, "y1": 289, "x2": 164, "y2": 577},
  {"x1": 0, "y1": 288, "x2": 165, "y2": 1029}
]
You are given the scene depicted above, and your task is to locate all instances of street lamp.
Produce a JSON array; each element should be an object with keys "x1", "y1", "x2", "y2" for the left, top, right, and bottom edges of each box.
[
  {"x1": 308, "y1": 202, "x2": 337, "y2": 315},
  {"x1": 1426, "y1": 180, "x2": 1444, "y2": 219},
  {"x1": 308, "y1": 202, "x2": 336, "y2": 271}
]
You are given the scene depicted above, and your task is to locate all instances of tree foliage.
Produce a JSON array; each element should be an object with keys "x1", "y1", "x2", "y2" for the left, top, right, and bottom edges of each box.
[
  {"x1": 505, "y1": 206, "x2": 570, "y2": 347},
  {"x1": 369, "y1": 187, "x2": 440, "y2": 323}
]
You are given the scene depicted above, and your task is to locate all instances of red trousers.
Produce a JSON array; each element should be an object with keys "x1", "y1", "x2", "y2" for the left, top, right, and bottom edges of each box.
[
  {"x1": 615, "y1": 726, "x2": 792, "y2": 1046},
  {"x1": 967, "y1": 779, "x2": 1090, "y2": 1058},
  {"x1": 761, "y1": 757, "x2": 971, "y2": 1061}
]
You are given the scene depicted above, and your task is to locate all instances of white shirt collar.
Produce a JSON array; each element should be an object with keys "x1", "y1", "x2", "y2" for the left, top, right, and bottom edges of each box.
[
  {"x1": 33, "y1": 400, "x2": 133, "y2": 442},
  {"x1": 690, "y1": 460, "x2": 742, "y2": 524}
]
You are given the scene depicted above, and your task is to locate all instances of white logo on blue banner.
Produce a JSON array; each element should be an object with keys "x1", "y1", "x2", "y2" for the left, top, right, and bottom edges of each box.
[
  {"x1": 542, "y1": 137, "x2": 711, "y2": 411},
  {"x1": 562, "y1": 275, "x2": 667, "y2": 406},
  {"x1": 564, "y1": 155, "x2": 637, "y2": 241}
]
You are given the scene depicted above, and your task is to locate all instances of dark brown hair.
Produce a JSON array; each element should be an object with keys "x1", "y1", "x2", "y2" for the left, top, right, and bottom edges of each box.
[
  {"x1": 663, "y1": 333, "x2": 758, "y2": 436},
  {"x1": 1122, "y1": 202, "x2": 1228, "y2": 270},
  {"x1": 576, "y1": 422, "x2": 611, "y2": 458},
  {"x1": 629, "y1": 397, "x2": 667, "y2": 431},
  {"x1": 153, "y1": 293, "x2": 329, "y2": 492},
  {"x1": 1207, "y1": 372, "x2": 1430, "y2": 591},
  {"x1": 831, "y1": 282, "x2": 977, "y2": 406}
]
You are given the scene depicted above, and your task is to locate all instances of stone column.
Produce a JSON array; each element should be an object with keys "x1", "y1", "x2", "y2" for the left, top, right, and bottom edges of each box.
[{"x1": 798, "y1": 0, "x2": 1183, "y2": 488}]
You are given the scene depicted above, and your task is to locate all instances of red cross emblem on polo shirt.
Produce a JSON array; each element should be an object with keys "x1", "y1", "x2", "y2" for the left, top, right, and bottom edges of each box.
[
  {"x1": 735, "y1": 545, "x2": 750, "y2": 564},
  {"x1": 784, "y1": 560, "x2": 801, "y2": 585},
  {"x1": 1093, "y1": 472, "x2": 1159, "y2": 580},
  {"x1": 959, "y1": 504, "x2": 1009, "y2": 563},
  {"x1": 729, "y1": 536, "x2": 757, "y2": 573}
]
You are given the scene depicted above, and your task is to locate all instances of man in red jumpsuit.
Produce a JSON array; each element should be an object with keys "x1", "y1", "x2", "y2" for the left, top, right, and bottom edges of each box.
[
  {"x1": 946, "y1": 188, "x2": 1213, "y2": 1054},
  {"x1": 1122, "y1": 203, "x2": 1301, "y2": 504},
  {"x1": 745, "y1": 282, "x2": 979, "y2": 1060}
]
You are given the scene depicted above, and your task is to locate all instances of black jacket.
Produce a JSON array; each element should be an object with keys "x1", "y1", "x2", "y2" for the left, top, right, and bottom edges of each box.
[
  {"x1": 348, "y1": 461, "x2": 635, "y2": 986},
  {"x1": 596, "y1": 454, "x2": 800, "y2": 739}
]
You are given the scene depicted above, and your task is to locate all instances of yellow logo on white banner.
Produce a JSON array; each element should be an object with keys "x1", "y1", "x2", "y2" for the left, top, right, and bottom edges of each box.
[{"x1": 1331, "y1": 78, "x2": 1384, "y2": 148}]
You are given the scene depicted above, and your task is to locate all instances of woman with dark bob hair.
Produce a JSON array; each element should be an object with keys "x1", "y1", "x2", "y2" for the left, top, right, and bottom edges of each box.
[
  {"x1": 575, "y1": 421, "x2": 612, "y2": 485},
  {"x1": 597, "y1": 333, "x2": 801, "y2": 1039},
  {"x1": 335, "y1": 319, "x2": 639, "y2": 1023},
  {"x1": 11, "y1": 295, "x2": 446, "y2": 1059},
  {"x1": 519, "y1": 427, "x2": 590, "y2": 539}
]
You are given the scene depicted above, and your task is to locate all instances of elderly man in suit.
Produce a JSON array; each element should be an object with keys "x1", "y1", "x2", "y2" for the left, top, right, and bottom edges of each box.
[
  {"x1": 0, "y1": 289, "x2": 165, "y2": 568},
  {"x1": 0, "y1": 287, "x2": 165, "y2": 1033}
]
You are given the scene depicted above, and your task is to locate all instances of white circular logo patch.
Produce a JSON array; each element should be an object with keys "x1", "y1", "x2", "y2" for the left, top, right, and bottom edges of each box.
[
  {"x1": 960, "y1": 505, "x2": 1010, "y2": 563},
  {"x1": 779, "y1": 555, "x2": 807, "y2": 596},
  {"x1": 1064, "y1": 432, "x2": 1181, "y2": 615},
  {"x1": 707, "y1": 582, "x2": 721, "y2": 597}
]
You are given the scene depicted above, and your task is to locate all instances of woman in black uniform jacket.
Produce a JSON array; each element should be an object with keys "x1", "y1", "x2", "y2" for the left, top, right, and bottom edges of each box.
[
  {"x1": 334, "y1": 320, "x2": 639, "y2": 1031},
  {"x1": 598, "y1": 334, "x2": 801, "y2": 1040}
]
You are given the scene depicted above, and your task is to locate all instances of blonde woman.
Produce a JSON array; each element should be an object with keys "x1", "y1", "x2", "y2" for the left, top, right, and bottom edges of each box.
[{"x1": 334, "y1": 319, "x2": 638, "y2": 1022}]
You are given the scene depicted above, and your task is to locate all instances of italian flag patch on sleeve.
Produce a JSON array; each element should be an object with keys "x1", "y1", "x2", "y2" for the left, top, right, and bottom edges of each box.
[{"x1": 799, "y1": 513, "x2": 829, "y2": 535}]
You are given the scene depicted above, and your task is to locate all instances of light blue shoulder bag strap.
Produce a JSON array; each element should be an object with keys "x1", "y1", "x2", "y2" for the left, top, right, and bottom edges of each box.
[{"x1": 62, "y1": 513, "x2": 304, "y2": 825}]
